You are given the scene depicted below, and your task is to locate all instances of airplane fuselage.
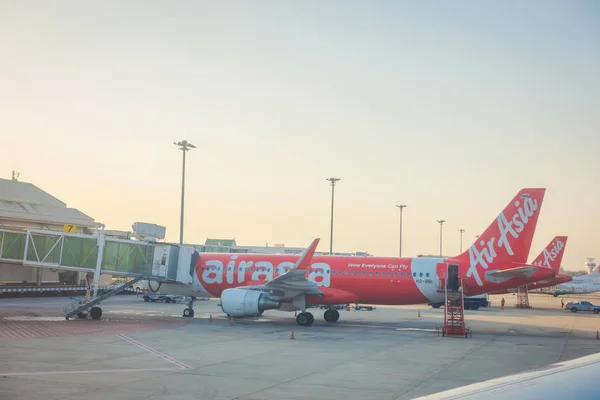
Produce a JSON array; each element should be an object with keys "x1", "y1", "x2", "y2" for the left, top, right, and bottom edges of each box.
[
  {"x1": 535, "y1": 279, "x2": 600, "y2": 296},
  {"x1": 158, "y1": 253, "x2": 554, "y2": 306}
]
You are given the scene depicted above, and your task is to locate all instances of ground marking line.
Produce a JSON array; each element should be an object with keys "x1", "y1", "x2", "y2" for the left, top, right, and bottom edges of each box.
[
  {"x1": 0, "y1": 368, "x2": 178, "y2": 377},
  {"x1": 116, "y1": 333, "x2": 192, "y2": 369}
]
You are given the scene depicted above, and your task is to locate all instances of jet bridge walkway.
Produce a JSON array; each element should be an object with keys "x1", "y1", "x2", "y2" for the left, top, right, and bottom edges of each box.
[{"x1": 0, "y1": 228, "x2": 198, "y2": 320}]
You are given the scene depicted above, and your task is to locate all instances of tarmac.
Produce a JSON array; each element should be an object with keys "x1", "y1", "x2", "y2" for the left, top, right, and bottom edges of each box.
[{"x1": 1, "y1": 293, "x2": 600, "y2": 400}]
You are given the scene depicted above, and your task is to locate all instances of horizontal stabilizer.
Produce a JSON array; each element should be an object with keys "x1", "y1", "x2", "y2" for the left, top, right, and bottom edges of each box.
[{"x1": 485, "y1": 266, "x2": 540, "y2": 284}]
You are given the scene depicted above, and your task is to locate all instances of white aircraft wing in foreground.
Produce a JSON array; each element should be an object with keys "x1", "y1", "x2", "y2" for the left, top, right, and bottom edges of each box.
[{"x1": 412, "y1": 351, "x2": 600, "y2": 400}]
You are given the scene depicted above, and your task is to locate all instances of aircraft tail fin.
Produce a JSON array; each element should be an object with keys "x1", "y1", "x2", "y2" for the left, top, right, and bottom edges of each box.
[
  {"x1": 450, "y1": 188, "x2": 546, "y2": 286},
  {"x1": 531, "y1": 236, "x2": 568, "y2": 273}
]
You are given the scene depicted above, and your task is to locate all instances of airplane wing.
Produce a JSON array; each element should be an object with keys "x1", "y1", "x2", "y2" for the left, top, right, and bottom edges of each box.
[
  {"x1": 411, "y1": 352, "x2": 600, "y2": 399},
  {"x1": 234, "y1": 238, "x2": 324, "y2": 298}
]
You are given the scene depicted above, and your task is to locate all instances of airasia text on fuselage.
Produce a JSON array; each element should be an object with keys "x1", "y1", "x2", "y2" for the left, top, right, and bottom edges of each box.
[
  {"x1": 200, "y1": 256, "x2": 333, "y2": 287},
  {"x1": 198, "y1": 257, "x2": 411, "y2": 288}
]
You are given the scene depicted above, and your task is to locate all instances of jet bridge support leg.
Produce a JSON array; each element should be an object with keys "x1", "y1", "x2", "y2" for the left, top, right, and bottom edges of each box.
[
  {"x1": 91, "y1": 231, "x2": 106, "y2": 300},
  {"x1": 63, "y1": 276, "x2": 145, "y2": 320}
]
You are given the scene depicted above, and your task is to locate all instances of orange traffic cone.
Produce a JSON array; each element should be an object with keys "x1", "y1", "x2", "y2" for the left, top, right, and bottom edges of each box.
[
  {"x1": 209, "y1": 314, "x2": 212, "y2": 322},
  {"x1": 290, "y1": 329, "x2": 295, "y2": 340}
]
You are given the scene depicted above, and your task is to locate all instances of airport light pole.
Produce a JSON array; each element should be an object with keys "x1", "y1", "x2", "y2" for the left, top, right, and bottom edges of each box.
[
  {"x1": 174, "y1": 140, "x2": 196, "y2": 245},
  {"x1": 396, "y1": 205, "x2": 407, "y2": 257},
  {"x1": 458, "y1": 228, "x2": 465, "y2": 252},
  {"x1": 437, "y1": 220, "x2": 446, "y2": 257},
  {"x1": 326, "y1": 177, "x2": 341, "y2": 255}
]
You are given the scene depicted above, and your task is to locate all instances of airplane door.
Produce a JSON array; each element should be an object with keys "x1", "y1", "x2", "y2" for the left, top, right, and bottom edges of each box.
[
  {"x1": 436, "y1": 263, "x2": 447, "y2": 292},
  {"x1": 447, "y1": 264, "x2": 460, "y2": 292}
]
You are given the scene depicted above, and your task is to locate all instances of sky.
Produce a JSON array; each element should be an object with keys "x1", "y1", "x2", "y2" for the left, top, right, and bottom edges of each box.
[{"x1": 1, "y1": 1, "x2": 599, "y2": 271}]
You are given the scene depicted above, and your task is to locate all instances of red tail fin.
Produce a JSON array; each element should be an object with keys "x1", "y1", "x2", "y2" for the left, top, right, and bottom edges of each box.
[
  {"x1": 453, "y1": 188, "x2": 546, "y2": 287},
  {"x1": 531, "y1": 236, "x2": 568, "y2": 273}
]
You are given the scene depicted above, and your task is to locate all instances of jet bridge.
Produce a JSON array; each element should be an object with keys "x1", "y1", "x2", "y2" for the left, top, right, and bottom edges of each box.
[{"x1": 0, "y1": 228, "x2": 198, "y2": 319}]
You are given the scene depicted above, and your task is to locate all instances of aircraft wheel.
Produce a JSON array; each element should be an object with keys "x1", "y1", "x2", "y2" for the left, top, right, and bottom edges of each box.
[
  {"x1": 183, "y1": 308, "x2": 195, "y2": 318},
  {"x1": 90, "y1": 307, "x2": 102, "y2": 320},
  {"x1": 296, "y1": 312, "x2": 314, "y2": 326},
  {"x1": 324, "y1": 309, "x2": 340, "y2": 323}
]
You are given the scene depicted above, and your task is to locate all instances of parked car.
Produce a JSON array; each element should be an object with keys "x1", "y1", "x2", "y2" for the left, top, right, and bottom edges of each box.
[{"x1": 565, "y1": 301, "x2": 600, "y2": 314}]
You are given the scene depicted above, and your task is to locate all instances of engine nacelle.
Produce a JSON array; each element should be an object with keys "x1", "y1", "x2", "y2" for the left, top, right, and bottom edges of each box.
[{"x1": 220, "y1": 288, "x2": 281, "y2": 317}]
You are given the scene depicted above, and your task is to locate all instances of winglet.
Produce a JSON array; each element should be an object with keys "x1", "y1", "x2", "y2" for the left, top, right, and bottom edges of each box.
[{"x1": 294, "y1": 238, "x2": 320, "y2": 271}]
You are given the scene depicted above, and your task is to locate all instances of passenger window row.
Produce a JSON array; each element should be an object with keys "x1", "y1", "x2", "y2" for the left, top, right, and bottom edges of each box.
[
  {"x1": 199, "y1": 266, "x2": 430, "y2": 279},
  {"x1": 330, "y1": 271, "x2": 431, "y2": 278},
  {"x1": 200, "y1": 266, "x2": 291, "y2": 273}
]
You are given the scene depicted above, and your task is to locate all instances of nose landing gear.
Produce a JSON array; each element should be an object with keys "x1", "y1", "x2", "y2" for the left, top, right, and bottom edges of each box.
[{"x1": 182, "y1": 296, "x2": 196, "y2": 318}]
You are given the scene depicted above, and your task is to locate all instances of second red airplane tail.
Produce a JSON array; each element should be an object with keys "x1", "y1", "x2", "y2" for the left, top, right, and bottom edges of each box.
[{"x1": 531, "y1": 236, "x2": 568, "y2": 273}]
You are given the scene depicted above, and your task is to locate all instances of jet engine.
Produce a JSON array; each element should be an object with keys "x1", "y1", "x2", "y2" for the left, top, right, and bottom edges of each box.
[{"x1": 220, "y1": 288, "x2": 281, "y2": 317}]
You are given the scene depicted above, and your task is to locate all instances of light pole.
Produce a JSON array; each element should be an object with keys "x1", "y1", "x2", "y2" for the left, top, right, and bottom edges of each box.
[
  {"x1": 326, "y1": 177, "x2": 340, "y2": 255},
  {"x1": 437, "y1": 220, "x2": 446, "y2": 257},
  {"x1": 396, "y1": 205, "x2": 407, "y2": 257},
  {"x1": 174, "y1": 140, "x2": 196, "y2": 245},
  {"x1": 458, "y1": 228, "x2": 465, "y2": 252}
]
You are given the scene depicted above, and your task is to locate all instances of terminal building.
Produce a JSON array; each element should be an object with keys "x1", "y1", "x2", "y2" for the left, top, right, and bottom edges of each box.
[{"x1": 0, "y1": 177, "x2": 97, "y2": 286}]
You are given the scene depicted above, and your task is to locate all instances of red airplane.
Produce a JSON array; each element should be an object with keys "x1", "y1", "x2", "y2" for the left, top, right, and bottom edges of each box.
[
  {"x1": 160, "y1": 188, "x2": 552, "y2": 326},
  {"x1": 490, "y1": 236, "x2": 571, "y2": 295}
]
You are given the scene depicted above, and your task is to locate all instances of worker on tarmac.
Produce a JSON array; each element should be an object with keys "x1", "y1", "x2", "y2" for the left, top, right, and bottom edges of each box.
[
  {"x1": 561, "y1": 298, "x2": 564, "y2": 308},
  {"x1": 501, "y1": 297, "x2": 505, "y2": 309}
]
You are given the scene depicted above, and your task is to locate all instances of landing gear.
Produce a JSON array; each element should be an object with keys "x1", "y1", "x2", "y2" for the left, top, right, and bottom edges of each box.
[
  {"x1": 296, "y1": 312, "x2": 314, "y2": 326},
  {"x1": 324, "y1": 309, "x2": 340, "y2": 323},
  {"x1": 182, "y1": 296, "x2": 196, "y2": 318}
]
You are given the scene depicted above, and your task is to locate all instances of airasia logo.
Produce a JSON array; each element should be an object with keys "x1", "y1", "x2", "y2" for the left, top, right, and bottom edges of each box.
[
  {"x1": 533, "y1": 239, "x2": 565, "y2": 269},
  {"x1": 543, "y1": 239, "x2": 565, "y2": 267},
  {"x1": 199, "y1": 256, "x2": 331, "y2": 287},
  {"x1": 466, "y1": 195, "x2": 538, "y2": 286}
]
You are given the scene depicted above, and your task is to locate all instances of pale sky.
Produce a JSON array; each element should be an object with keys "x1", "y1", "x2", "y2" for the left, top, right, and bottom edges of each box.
[{"x1": 1, "y1": 1, "x2": 599, "y2": 270}]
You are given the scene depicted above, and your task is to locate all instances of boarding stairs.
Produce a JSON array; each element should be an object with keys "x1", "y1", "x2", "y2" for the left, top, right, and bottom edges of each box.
[
  {"x1": 443, "y1": 284, "x2": 467, "y2": 337},
  {"x1": 436, "y1": 264, "x2": 470, "y2": 338},
  {"x1": 63, "y1": 276, "x2": 145, "y2": 320}
]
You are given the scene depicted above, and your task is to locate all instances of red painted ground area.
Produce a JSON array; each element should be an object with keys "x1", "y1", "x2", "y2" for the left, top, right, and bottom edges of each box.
[{"x1": 0, "y1": 311, "x2": 188, "y2": 340}]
